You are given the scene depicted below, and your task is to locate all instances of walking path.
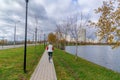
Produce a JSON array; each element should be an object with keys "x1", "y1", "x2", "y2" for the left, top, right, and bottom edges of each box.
[
  {"x1": 0, "y1": 44, "x2": 37, "y2": 50},
  {"x1": 30, "y1": 50, "x2": 57, "y2": 80}
]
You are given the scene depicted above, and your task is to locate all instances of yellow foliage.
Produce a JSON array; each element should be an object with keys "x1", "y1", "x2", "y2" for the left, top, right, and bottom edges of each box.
[
  {"x1": 48, "y1": 33, "x2": 57, "y2": 44},
  {"x1": 89, "y1": 0, "x2": 120, "y2": 47}
]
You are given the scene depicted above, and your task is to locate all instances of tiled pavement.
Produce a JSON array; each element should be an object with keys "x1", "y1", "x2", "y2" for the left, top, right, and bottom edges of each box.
[{"x1": 30, "y1": 51, "x2": 57, "y2": 80}]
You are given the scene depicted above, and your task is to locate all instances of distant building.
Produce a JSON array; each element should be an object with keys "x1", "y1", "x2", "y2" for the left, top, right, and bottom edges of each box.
[
  {"x1": 55, "y1": 28, "x2": 86, "y2": 43},
  {"x1": 65, "y1": 28, "x2": 86, "y2": 42},
  {"x1": 66, "y1": 35, "x2": 71, "y2": 42},
  {"x1": 78, "y1": 28, "x2": 86, "y2": 42}
]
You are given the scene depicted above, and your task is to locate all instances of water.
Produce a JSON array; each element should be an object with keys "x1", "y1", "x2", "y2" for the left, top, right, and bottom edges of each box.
[{"x1": 65, "y1": 45, "x2": 120, "y2": 72}]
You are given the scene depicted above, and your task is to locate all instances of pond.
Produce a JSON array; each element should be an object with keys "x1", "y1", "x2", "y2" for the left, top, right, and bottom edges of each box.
[{"x1": 65, "y1": 45, "x2": 120, "y2": 72}]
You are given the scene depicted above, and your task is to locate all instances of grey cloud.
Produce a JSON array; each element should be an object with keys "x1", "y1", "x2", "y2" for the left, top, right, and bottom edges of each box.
[
  {"x1": 29, "y1": 4, "x2": 47, "y2": 20},
  {"x1": 0, "y1": 0, "x2": 104, "y2": 41}
]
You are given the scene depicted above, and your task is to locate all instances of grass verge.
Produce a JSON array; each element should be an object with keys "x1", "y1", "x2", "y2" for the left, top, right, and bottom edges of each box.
[
  {"x1": 54, "y1": 49, "x2": 120, "y2": 80},
  {"x1": 0, "y1": 45, "x2": 44, "y2": 80}
]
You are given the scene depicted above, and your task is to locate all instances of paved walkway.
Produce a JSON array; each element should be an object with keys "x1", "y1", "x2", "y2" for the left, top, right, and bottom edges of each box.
[
  {"x1": 0, "y1": 44, "x2": 37, "y2": 50},
  {"x1": 30, "y1": 51, "x2": 57, "y2": 80}
]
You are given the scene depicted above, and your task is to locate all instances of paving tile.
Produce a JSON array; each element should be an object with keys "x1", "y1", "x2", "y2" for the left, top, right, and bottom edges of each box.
[{"x1": 30, "y1": 51, "x2": 57, "y2": 80}]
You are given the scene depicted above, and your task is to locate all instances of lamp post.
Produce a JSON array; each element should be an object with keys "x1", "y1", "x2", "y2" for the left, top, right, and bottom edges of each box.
[
  {"x1": 14, "y1": 23, "x2": 16, "y2": 47},
  {"x1": 40, "y1": 30, "x2": 43, "y2": 44},
  {"x1": 14, "y1": 21, "x2": 20, "y2": 47},
  {"x1": 44, "y1": 33, "x2": 46, "y2": 49},
  {"x1": 24, "y1": 0, "x2": 29, "y2": 73},
  {"x1": 35, "y1": 27, "x2": 37, "y2": 45}
]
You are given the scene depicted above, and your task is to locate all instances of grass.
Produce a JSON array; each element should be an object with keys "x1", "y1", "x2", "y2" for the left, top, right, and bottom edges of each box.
[
  {"x1": 54, "y1": 49, "x2": 120, "y2": 80},
  {"x1": 0, "y1": 45, "x2": 44, "y2": 80}
]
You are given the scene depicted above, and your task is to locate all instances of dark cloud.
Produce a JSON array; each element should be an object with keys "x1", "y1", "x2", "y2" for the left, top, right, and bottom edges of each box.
[{"x1": 29, "y1": 3, "x2": 48, "y2": 20}]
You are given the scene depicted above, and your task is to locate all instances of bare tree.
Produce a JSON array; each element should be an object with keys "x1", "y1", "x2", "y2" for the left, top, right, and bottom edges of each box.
[
  {"x1": 55, "y1": 23, "x2": 64, "y2": 49},
  {"x1": 55, "y1": 26, "x2": 61, "y2": 48},
  {"x1": 34, "y1": 15, "x2": 38, "y2": 45},
  {"x1": 55, "y1": 21, "x2": 70, "y2": 49},
  {"x1": 68, "y1": 13, "x2": 89, "y2": 59},
  {"x1": 55, "y1": 13, "x2": 89, "y2": 58}
]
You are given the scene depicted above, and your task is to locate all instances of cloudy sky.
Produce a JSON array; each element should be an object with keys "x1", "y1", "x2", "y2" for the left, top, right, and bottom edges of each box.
[{"x1": 0, "y1": 0, "x2": 106, "y2": 41}]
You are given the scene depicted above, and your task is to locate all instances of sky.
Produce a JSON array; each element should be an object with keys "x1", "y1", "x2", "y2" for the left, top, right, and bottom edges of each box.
[{"x1": 0, "y1": 0, "x2": 106, "y2": 41}]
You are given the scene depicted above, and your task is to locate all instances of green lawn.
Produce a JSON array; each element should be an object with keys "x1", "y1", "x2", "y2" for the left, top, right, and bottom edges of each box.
[
  {"x1": 54, "y1": 49, "x2": 120, "y2": 80},
  {"x1": 0, "y1": 45, "x2": 44, "y2": 80}
]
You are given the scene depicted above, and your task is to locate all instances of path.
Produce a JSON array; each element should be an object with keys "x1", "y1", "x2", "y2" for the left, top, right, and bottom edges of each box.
[
  {"x1": 0, "y1": 44, "x2": 37, "y2": 50},
  {"x1": 30, "y1": 50, "x2": 57, "y2": 80}
]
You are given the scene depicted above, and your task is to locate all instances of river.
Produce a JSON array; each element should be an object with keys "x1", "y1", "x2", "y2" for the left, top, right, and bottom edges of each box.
[{"x1": 65, "y1": 45, "x2": 120, "y2": 72}]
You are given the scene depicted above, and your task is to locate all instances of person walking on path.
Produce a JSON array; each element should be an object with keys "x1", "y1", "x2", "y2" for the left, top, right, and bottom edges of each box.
[{"x1": 46, "y1": 43, "x2": 54, "y2": 62}]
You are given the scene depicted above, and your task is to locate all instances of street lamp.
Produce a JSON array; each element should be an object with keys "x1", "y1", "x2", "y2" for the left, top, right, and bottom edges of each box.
[
  {"x1": 40, "y1": 30, "x2": 43, "y2": 44},
  {"x1": 14, "y1": 23, "x2": 16, "y2": 47},
  {"x1": 44, "y1": 33, "x2": 46, "y2": 49},
  {"x1": 14, "y1": 21, "x2": 20, "y2": 47},
  {"x1": 24, "y1": 0, "x2": 29, "y2": 73}
]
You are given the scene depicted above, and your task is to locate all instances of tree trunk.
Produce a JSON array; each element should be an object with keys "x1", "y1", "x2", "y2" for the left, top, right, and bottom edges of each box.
[{"x1": 75, "y1": 40, "x2": 78, "y2": 59}]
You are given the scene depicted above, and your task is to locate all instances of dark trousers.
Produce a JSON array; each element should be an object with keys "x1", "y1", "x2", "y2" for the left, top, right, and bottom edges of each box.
[
  {"x1": 48, "y1": 52, "x2": 53, "y2": 57},
  {"x1": 48, "y1": 52, "x2": 53, "y2": 62}
]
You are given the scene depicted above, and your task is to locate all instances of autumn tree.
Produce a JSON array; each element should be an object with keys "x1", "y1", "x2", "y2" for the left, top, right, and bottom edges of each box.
[
  {"x1": 89, "y1": 0, "x2": 120, "y2": 48},
  {"x1": 47, "y1": 33, "x2": 56, "y2": 44}
]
